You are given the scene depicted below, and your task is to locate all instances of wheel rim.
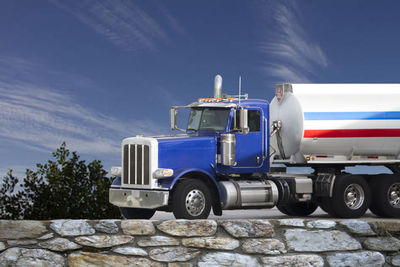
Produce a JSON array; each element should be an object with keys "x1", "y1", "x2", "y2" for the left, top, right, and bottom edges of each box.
[
  {"x1": 388, "y1": 183, "x2": 400, "y2": 208},
  {"x1": 344, "y1": 184, "x2": 365, "y2": 210},
  {"x1": 185, "y1": 189, "x2": 206, "y2": 216}
]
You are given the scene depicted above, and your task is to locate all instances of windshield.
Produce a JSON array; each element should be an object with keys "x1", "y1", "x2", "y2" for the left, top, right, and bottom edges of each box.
[{"x1": 187, "y1": 108, "x2": 230, "y2": 131}]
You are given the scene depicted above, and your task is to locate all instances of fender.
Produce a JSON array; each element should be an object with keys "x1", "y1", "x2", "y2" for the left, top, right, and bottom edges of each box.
[
  {"x1": 170, "y1": 168, "x2": 218, "y2": 189},
  {"x1": 158, "y1": 168, "x2": 221, "y2": 198}
]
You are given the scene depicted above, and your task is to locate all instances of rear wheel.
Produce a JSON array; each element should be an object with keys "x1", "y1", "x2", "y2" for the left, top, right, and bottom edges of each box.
[
  {"x1": 369, "y1": 175, "x2": 400, "y2": 218},
  {"x1": 277, "y1": 202, "x2": 318, "y2": 217},
  {"x1": 320, "y1": 198, "x2": 338, "y2": 217},
  {"x1": 119, "y1": 207, "x2": 156, "y2": 219},
  {"x1": 326, "y1": 175, "x2": 371, "y2": 218},
  {"x1": 172, "y1": 179, "x2": 212, "y2": 219}
]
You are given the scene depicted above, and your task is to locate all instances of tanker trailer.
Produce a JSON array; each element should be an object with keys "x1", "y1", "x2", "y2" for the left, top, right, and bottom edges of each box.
[{"x1": 270, "y1": 84, "x2": 400, "y2": 218}]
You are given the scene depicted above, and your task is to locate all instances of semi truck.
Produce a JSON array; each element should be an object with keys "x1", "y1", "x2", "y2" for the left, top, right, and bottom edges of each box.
[{"x1": 109, "y1": 75, "x2": 400, "y2": 219}]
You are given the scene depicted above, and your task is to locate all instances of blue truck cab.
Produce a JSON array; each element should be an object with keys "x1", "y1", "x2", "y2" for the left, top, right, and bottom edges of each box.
[{"x1": 109, "y1": 75, "x2": 281, "y2": 219}]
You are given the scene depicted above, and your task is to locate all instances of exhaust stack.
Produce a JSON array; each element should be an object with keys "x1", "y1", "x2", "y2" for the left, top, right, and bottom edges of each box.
[{"x1": 214, "y1": 75, "x2": 222, "y2": 98}]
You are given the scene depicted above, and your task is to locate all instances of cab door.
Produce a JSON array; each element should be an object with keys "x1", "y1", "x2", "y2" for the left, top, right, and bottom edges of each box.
[{"x1": 234, "y1": 108, "x2": 265, "y2": 168}]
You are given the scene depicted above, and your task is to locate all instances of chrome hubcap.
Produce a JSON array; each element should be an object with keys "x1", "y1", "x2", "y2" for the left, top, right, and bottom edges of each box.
[
  {"x1": 388, "y1": 183, "x2": 400, "y2": 208},
  {"x1": 185, "y1": 189, "x2": 205, "y2": 216},
  {"x1": 344, "y1": 184, "x2": 364, "y2": 210}
]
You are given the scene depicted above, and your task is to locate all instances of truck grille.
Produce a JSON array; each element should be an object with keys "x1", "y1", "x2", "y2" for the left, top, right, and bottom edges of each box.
[{"x1": 123, "y1": 144, "x2": 150, "y2": 185}]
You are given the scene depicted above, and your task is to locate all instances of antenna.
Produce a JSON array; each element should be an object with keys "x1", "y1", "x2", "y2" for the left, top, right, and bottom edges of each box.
[{"x1": 238, "y1": 76, "x2": 242, "y2": 106}]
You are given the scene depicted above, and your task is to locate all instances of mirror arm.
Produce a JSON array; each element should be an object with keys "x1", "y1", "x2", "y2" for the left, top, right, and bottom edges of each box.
[{"x1": 170, "y1": 105, "x2": 190, "y2": 132}]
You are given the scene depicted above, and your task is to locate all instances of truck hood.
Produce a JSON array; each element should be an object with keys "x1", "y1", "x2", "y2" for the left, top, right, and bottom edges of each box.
[{"x1": 156, "y1": 134, "x2": 217, "y2": 173}]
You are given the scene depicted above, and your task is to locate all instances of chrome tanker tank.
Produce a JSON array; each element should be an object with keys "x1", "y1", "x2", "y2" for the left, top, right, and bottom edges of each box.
[{"x1": 269, "y1": 84, "x2": 400, "y2": 164}]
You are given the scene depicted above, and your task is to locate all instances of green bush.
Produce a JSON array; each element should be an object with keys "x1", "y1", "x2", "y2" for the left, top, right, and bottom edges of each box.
[{"x1": 0, "y1": 142, "x2": 120, "y2": 219}]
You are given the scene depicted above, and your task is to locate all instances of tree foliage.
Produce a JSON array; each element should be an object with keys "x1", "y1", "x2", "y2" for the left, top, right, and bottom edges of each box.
[{"x1": 0, "y1": 143, "x2": 120, "y2": 219}]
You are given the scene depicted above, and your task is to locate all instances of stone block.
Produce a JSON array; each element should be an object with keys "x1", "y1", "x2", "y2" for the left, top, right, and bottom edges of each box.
[
  {"x1": 39, "y1": 238, "x2": 82, "y2": 251},
  {"x1": 94, "y1": 220, "x2": 119, "y2": 234},
  {"x1": 75, "y1": 235, "x2": 133, "y2": 248},
  {"x1": 261, "y1": 254, "x2": 324, "y2": 267},
  {"x1": 182, "y1": 237, "x2": 239, "y2": 250},
  {"x1": 157, "y1": 220, "x2": 217, "y2": 237},
  {"x1": 7, "y1": 240, "x2": 37, "y2": 246},
  {"x1": 327, "y1": 251, "x2": 385, "y2": 267},
  {"x1": 121, "y1": 220, "x2": 156, "y2": 235},
  {"x1": 363, "y1": 237, "x2": 400, "y2": 251},
  {"x1": 149, "y1": 247, "x2": 200, "y2": 262},
  {"x1": 285, "y1": 229, "x2": 361, "y2": 252},
  {"x1": 112, "y1": 245, "x2": 148, "y2": 256},
  {"x1": 279, "y1": 219, "x2": 304, "y2": 227},
  {"x1": 198, "y1": 252, "x2": 261, "y2": 267},
  {"x1": 0, "y1": 220, "x2": 47, "y2": 239},
  {"x1": 306, "y1": 220, "x2": 336, "y2": 229},
  {"x1": 68, "y1": 251, "x2": 164, "y2": 267},
  {"x1": 50, "y1": 220, "x2": 95, "y2": 237},
  {"x1": 0, "y1": 247, "x2": 65, "y2": 266},
  {"x1": 138, "y1": 236, "x2": 180, "y2": 247},
  {"x1": 220, "y1": 220, "x2": 274, "y2": 238},
  {"x1": 340, "y1": 220, "x2": 376, "y2": 236},
  {"x1": 242, "y1": 238, "x2": 286, "y2": 255}
]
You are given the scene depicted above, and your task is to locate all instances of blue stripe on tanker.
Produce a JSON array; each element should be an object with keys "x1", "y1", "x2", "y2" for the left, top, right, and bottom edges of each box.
[{"x1": 304, "y1": 111, "x2": 400, "y2": 120}]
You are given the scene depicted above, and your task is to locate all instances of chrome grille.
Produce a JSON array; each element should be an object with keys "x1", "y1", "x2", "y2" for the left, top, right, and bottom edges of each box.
[{"x1": 123, "y1": 144, "x2": 150, "y2": 185}]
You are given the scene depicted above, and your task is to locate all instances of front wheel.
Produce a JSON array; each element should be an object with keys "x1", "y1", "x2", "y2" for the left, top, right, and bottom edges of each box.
[
  {"x1": 120, "y1": 207, "x2": 156, "y2": 219},
  {"x1": 172, "y1": 178, "x2": 212, "y2": 219}
]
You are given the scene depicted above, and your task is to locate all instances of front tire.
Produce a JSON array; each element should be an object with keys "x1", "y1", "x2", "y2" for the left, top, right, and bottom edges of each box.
[
  {"x1": 172, "y1": 179, "x2": 212, "y2": 219},
  {"x1": 120, "y1": 207, "x2": 156, "y2": 219},
  {"x1": 369, "y1": 174, "x2": 400, "y2": 218},
  {"x1": 327, "y1": 175, "x2": 371, "y2": 218}
]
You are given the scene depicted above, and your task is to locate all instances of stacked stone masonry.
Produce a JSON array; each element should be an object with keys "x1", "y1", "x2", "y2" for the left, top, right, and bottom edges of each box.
[{"x1": 1, "y1": 218, "x2": 400, "y2": 266}]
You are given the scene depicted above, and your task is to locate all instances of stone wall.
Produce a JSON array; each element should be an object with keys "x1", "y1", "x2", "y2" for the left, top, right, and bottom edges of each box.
[{"x1": 1, "y1": 218, "x2": 400, "y2": 266}]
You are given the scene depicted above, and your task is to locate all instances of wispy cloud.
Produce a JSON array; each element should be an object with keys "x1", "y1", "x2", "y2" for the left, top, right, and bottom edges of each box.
[
  {"x1": 0, "y1": 56, "x2": 164, "y2": 155},
  {"x1": 258, "y1": 0, "x2": 328, "y2": 83},
  {"x1": 50, "y1": 0, "x2": 184, "y2": 51}
]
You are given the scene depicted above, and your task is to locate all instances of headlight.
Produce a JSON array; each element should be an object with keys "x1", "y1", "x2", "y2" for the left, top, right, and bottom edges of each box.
[
  {"x1": 153, "y1": 168, "x2": 174, "y2": 179},
  {"x1": 110, "y1": 167, "x2": 122, "y2": 177}
]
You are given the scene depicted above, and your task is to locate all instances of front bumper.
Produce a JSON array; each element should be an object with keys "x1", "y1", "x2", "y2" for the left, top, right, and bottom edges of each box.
[{"x1": 109, "y1": 188, "x2": 169, "y2": 209}]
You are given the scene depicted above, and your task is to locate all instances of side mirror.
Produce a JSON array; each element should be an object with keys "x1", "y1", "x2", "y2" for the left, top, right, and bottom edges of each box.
[
  {"x1": 170, "y1": 107, "x2": 177, "y2": 130},
  {"x1": 239, "y1": 109, "x2": 249, "y2": 135}
]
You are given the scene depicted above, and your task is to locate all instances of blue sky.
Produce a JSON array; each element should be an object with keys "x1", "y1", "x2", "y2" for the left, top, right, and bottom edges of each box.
[{"x1": 1, "y1": 0, "x2": 400, "y2": 178}]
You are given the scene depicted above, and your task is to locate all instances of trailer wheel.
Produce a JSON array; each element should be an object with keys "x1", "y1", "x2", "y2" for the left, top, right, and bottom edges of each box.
[
  {"x1": 277, "y1": 202, "x2": 318, "y2": 217},
  {"x1": 320, "y1": 198, "x2": 338, "y2": 217},
  {"x1": 369, "y1": 175, "x2": 400, "y2": 218},
  {"x1": 172, "y1": 179, "x2": 212, "y2": 219},
  {"x1": 119, "y1": 207, "x2": 156, "y2": 219},
  {"x1": 329, "y1": 175, "x2": 371, "y2": 218}
]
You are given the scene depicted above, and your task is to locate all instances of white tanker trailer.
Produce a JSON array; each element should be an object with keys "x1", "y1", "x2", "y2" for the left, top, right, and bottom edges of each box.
[
  {"x1": 110, "y1": 78, "x2": 400, "y2": 220},
  {"x1": 270, "y1": 84, "x2": 400, "y2": 164},
  {"x1": 269, "y1": 84, "x2": 400, "y2": 218}
]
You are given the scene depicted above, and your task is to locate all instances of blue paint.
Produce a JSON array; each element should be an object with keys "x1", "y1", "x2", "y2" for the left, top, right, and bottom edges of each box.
[
  {"x1": 158, "y1": 168, "x2": 217, "y2": 190},
  {"x1": 156, "y1": 99, "x2": 270, "y2": 181},
  {"x1": 304, "y1": 111, "x2": 400, "y2": 120}
]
